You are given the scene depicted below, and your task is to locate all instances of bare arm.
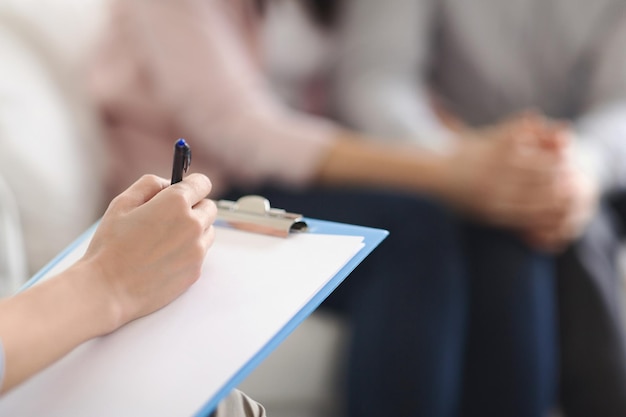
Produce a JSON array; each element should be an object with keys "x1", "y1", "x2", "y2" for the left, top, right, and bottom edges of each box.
[
  {"x1": 0, "y1": 174, "x2": 216, "y2": 393},
  {"x1": 317, "y1": 131, "x2": 447, "y2": 195}
]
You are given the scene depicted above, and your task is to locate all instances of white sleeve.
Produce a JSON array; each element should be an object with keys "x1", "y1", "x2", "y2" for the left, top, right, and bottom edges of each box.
[
  {"x1": 575, "y1": 9, "x2": 626, "y2": 191},
  {"x1": 575, "y1": 103, "x2": 626, "y2": 191}
]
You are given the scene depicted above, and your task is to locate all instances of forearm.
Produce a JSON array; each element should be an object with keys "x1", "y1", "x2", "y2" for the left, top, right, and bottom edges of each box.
[
  {"x1": 0, "y1": 260, "x2": 118, "y2": 392},
  {"x1": 316, "y1": 131, "x2": 448, "y2": 197}
]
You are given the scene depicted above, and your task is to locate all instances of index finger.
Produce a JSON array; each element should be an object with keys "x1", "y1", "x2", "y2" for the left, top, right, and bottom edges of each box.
[
  {"x1": 166, "y1": 173, "x2": 213, "y2": 206},
  {"x1": 110, "y1": 174, "x2": 170, "y2": 211}
]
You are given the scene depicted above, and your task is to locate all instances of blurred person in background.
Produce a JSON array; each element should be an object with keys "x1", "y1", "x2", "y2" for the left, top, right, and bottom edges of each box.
[
  {"x1": 86, "y1": 0, "x2": 572, "y2": 416},
  {"x1": 333, "y1": 0, "x2": 626, "y2": 416}
]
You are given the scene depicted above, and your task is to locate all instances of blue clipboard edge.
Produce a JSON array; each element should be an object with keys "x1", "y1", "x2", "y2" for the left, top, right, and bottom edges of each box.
[
  {"x1": 193, "y1": 218, "x2": 388, "y2": 417},
  {"x1": 18, "y1": 218, "x2": 388, "y2": 416}
]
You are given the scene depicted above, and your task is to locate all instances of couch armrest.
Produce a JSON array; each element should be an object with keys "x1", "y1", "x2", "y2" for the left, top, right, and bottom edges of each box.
[{"x1": 0, "y1": 3, "x2": 107, "y2": 275}]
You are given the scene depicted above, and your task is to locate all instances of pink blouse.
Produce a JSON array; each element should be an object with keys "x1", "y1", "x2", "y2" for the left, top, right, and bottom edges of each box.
[{"x1": 88, "y1": 0, "x2": 336, "y2": 199}]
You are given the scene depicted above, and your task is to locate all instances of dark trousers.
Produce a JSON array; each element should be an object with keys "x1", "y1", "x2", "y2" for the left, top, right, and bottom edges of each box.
[
  {"x1": 557, "y1": 197, "x2": 626, "y2": 417},
  {"x1": 224, "y1": 186, "x2": 557, "y2": 417}
]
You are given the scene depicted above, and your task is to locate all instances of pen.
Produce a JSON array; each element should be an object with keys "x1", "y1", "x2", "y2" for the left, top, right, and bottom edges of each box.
[{"x1": 171, "y1": 138, "x2": 191, "y2": 185}]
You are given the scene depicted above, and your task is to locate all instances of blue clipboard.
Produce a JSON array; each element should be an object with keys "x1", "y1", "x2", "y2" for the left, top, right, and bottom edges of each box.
[
  {"x1": 2, "y1": 218, "x2": 387, "y2": 417},
  {"x1": 195, "y1": 218, "x2": 388, "y2": 416}
]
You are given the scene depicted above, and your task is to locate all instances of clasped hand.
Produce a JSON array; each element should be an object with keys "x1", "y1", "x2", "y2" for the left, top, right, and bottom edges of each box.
[{"x1": 443, "y1": 113, "x2": 598, "y2": 253}]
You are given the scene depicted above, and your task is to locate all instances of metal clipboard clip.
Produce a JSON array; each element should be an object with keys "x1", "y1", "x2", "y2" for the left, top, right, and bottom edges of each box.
[{"x1": 215, "y1": 195, "x2": 309, "y2": 237}]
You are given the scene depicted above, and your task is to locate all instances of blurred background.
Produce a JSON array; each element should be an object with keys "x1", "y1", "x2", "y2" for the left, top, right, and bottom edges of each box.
[{"x1": 1, "y1": 1, "x2": 625, "y2": 417}]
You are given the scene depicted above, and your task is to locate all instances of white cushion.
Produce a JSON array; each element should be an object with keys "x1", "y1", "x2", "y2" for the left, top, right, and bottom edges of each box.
[
  {"x1": 0, "y1": 174, "x2": 27, "y2": 296},
  {"x1": 0, "y1": 0, "x2": 108, "y2": 275}
]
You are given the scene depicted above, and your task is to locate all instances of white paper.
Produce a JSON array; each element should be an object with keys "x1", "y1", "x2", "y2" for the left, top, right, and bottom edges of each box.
[{"x1": 0, "y1": 226, "x2": 364, "y2": 417}]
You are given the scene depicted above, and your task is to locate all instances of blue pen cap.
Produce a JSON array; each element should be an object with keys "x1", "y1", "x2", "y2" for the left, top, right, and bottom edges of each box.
[{"x1": 178, "y1": 138, "x2": 191, "y2": 171}]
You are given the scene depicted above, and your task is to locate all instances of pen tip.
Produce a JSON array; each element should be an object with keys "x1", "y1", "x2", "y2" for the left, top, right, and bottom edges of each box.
[{"x1": 176, "y1": 138, "x2": 187, "y2": 147}]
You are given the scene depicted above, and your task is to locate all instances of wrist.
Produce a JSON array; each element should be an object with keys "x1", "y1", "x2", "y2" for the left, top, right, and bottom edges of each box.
[
  {"x1": 426, "y1": 144, "x2": 465, "y2": 205},
  {"x1": 63, "y1": 259, "x2": 126, "y2": 336}
]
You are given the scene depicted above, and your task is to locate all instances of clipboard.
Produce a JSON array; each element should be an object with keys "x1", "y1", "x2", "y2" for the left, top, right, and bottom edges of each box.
[
  {"x1": 0, "y1": 200, "x2": 388, "y2": 417},
  {"x1": 215, "y1": 195, "x2": 309, "y2": 237}
]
